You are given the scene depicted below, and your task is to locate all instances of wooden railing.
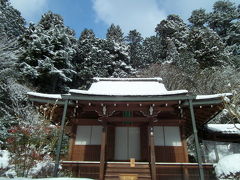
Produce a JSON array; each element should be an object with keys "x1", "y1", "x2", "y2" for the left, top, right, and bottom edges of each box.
[
  {"x1": 61, "y1": 161, "x2": 216, "y2": 180},
  {"x1": 156, "y1": 163, "x2": 216, "y2": 180}
]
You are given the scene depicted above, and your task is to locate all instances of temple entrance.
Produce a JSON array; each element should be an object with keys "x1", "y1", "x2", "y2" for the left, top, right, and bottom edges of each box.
[{"x1": 114, "y1": 127, "x2": 141, "y2": 160}]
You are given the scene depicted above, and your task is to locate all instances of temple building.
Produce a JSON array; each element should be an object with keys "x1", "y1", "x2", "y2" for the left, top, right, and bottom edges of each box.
[{"x1": 27, "y1": 77, "x2": 231, "y2": 180}]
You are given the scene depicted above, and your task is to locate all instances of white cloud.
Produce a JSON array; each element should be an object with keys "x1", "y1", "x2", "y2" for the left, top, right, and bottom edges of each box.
[
  {"x1": 9, "y1": 0, "x2": 48, "y2": 23},
  {"x1": 158, "y1": 0, "x2": 240, "y2": 22},
  {"x1": 92, "y1": 0, "x2": 167, "y2": 37},
  {"x1": 92, "y1": 0, "x2": 240, "y2": 37}
]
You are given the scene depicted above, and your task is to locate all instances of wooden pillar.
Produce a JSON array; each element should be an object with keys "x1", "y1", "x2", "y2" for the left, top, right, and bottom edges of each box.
[
  {"x1": 149, "y1": 121, "x2": 156, "y2": 180},
  {"x1": 189, "y1": 99, "x2": 205, "y2": 180},
  {"x1": 180, "y1": 126, "x2": 189, "y2": 180},
  {"x1": 53, "y1": 99, "x2": 68, "y2": 177},
  {"x1": 99, "y1": 121, "x2": 107, "y2": 180}
]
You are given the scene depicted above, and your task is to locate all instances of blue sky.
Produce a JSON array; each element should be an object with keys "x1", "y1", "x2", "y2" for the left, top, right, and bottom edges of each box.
[{"x1": 9, "y1": 0, "x2": 240, "y2": 38}]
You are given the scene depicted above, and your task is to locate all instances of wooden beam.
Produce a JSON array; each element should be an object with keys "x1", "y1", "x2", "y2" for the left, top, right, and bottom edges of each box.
[
  {"x1": 81, "y1": 105, "x2": 176, "y2": 114},
  {"x1": 107, "y1": 117, "x2": 149, "y2": 122},
  {"x1": 149, "y1": 121, "x2": 156, "y2": 180},
  {"x1": 73, "y1": 118, "x2": 184, "y2": 125},
  {"x1": 75, "y1": 100, "x2": 180, "y2": 106},
  {"x1": 99, "y1": 121, "x2": 107, "y2": 180}
]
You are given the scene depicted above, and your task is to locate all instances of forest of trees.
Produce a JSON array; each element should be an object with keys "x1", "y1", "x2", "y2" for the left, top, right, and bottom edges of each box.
[{"x1": 0, "y1": 0, "x2": 239, "y2": 177}]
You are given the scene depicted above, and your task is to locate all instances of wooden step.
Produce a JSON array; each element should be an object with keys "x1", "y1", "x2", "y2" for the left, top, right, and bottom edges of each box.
[
  {"x1": 105, "y1": 163, "x2": 151, "y2": 180},
  {"x1": 106, "y1": 168, "x2": 150, "y2": 173},
  {"x1": 107, "y1": 163, "x2": 149, "y2": 168},
  {"x1": 105, "y1": 174, "x2": 151, "y2": 178},
  {"x1": 105, "y1": 177, "x2": 151, "y2": 180}
]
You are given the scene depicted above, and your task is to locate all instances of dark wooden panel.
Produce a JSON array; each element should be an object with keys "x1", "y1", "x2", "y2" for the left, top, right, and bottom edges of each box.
[
  {"x1": 107, "y1": 126, "x2": 115, "y2": 160},
  {"x1": 155, "y1": 146, "x2": 186, "y2": 162},
  {"x1": 141, "y1": 125, "x2": 149, "y2": 161},
  {"x1": 71, "y1": 145, "x2": 101, "y2": 161}
]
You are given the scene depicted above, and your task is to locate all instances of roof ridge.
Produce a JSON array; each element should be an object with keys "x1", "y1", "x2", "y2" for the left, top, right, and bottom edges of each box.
[{"x1": 93, "y1": 77, "x2": 163, "y2": 82}]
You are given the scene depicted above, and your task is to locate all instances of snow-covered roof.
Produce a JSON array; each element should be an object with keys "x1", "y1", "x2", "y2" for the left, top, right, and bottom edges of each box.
[
  {"x1": 27, "y1": 92, "x2": 62, "y2": 99},
  {"x1": 93, "y1": 77, "x2": 163, "y2": 82},
  {"x1": 206, "y1": 124, "x2": 240, "y2": 134},
  {"x1": 196, "y1": 93, "x2": 232, "y2": 100},
  {"x1": 69, "y1": 77, "x2": 188, "y2": 96}
]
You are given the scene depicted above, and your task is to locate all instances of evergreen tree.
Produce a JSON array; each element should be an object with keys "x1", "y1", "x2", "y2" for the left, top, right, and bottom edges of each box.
[
  {"x1": 104, "y1": 39, "x2": 134, "y2": 78},
  {"x1": 0, "y1": 36, "x2": 19, "y2": 81},
  {"x1": 105, "y1": 25, "x2": 135, "y2": 77},
  {"x1": 106, "y1": 24, "x2": 124, "y2": 43},
  {"x1": 74, "y1": 27, "x2": 135, "y2": 89},
  {"x1": 0, "y1": 0, "x2": 25, "y2": 38},
  {"x1": 226, "y1": 21, "x2": 240, "y2": 55},
  {"x1": 142, "y1": 36, "x2": 162, "y2": 65},
  {"x1": 126, "y1": 29, "x2": 144, "y2": 68},
  {"x1": 18, "y1": 12, "x2": 77, "y2": 93},
  {"x1": 188, "y1": 26, "x2": 228, "y2": 68},
  {"x1": 189, "y1": 9, "x2": 208, "y2": 27},
  {"x1": 73, "y1": 29, "x2": 111, "y2": 89},
  {"x1": 208, "y1": 0, "x2": 239, "y2": 37},
  {"x1": 155, "y1": 15, "x2": 189, "y2": 61}
]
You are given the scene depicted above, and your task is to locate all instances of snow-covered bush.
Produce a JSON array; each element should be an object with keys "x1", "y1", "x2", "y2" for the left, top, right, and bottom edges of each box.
[
  {"x1": 214, "y1": 154, "x2": 240, "y2": 179},
  {"x1": 0, "y1": 80, "x2": 61, "y2": 178},
  {"x1": 0, "y1": 150, "x2": 10, "y2": 176},
  {"x1": 6, "y1": 118, "x2": 59, "y2": 178},
  {"x1": 28, "y1": 155, "x2": 55, "y2": 178}
]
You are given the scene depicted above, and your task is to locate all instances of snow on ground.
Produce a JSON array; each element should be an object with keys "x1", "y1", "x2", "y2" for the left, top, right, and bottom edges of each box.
[
  {"x1": 214, "y1": 154, "x2": 240, "y2": 179},
  {"x1": 0, "y1": 150, "x2": 9, "y2": 169},
  {"x1": 0, "y1": 178, "x2": 93, "y2": 180},
  {"x1": 207, "y1": 124, "x2": 240, "y2": 134}
]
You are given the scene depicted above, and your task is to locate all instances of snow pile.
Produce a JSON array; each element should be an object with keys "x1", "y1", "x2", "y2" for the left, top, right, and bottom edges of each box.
[
  {"x1": 0, "y1": 150, "x2": 9, "y2": 169},
  {"x1": 214, "y1": 154, "x2": 240, "y2": 179}
]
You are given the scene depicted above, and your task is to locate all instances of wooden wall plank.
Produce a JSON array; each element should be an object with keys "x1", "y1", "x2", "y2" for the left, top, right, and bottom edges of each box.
[
  {"x1": 71, "y1": 145, "x2": 101, "y2": 161},
  {"x1": 155, "y1": 146, "x2": 186, "y2": 162}
]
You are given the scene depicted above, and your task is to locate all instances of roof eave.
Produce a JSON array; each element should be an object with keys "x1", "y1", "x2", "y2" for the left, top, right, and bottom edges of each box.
[{"x1": 61, "y1": 93, "x2": 193, "y2": 102}]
